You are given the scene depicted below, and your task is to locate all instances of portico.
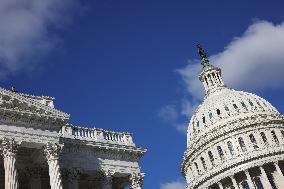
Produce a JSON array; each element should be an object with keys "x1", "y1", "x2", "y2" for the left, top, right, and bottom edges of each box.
[{"x1": 0, "y1": 87, "x2": 146, "y2": 189}]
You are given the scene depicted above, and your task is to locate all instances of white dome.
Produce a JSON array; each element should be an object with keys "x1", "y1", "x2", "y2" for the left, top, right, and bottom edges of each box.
[
  {"x1": 182, "y1": 47, "x2": 284, "y2": 189},
  {"x1": 187, "y1": 87, "x2": 279, "y2": 146}
]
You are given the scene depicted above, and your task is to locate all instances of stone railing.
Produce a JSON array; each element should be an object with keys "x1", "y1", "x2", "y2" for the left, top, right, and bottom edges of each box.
[
  {"x1": 61, "y1": 125, "x2": 135, "y2": 146},
  {"x1": 0, "y1": 87, "x2": 70, "y2": 119}
]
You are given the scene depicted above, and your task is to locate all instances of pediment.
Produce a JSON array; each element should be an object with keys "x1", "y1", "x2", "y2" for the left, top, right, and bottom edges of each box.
[{"x1": 0, "y1": 87, "x2": 70, "y2": 126}]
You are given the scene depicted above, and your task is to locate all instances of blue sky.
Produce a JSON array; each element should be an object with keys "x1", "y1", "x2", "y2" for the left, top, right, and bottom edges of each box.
[{"x1": 1, "y1": 0, "x2": 284, "y2": 188}]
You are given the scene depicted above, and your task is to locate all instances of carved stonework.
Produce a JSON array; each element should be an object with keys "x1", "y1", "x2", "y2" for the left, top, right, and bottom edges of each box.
[
  {"x1": 1, "y1": 138, "x2": 18, "y2": 157},
  {"x1": 43, "y1": 143, "x2": 63, "y2": 161},
  {"x1": 130, "y1": 173, "x2": 144, "y2": 189}
]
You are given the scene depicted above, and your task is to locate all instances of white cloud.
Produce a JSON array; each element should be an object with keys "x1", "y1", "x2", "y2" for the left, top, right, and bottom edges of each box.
[
  {"x1": 161, "y1": 180, "x2": 187, "y2": 189},
  {"x1": 178, "y1": 20, "x2": 284, "y2": 102},
  {"x1": 0, "y1": 0, "x2": 80, "y2": 77},
  {"x1": 158, "y1": 105, "x2": 187, "y2": 134}
]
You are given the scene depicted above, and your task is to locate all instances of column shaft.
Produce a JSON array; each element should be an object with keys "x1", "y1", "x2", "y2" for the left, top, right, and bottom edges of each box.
[
  {"x1": 274, "y1": 162, "x2": 284, "y2": 189},
  {"x1": 43, "y1": 143, "x2": 63, "y2": 189},
  {"x1": 218, "y1": 181, "x2": 223, "y2": 189},
  {"x1": 230, "y1": 176, "x2": 239, "y2": 189},
  {"x1": 2, "y1": 138, "x2": 18, "y2": 189},
  {"x1": 4, "y1": 155, "x2": 18, "y2": 189}
]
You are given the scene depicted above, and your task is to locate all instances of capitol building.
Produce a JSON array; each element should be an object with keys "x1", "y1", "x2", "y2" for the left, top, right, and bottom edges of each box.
[
  {"x1": 181, "y1": 47, "x2": 284, "y2": 189},
  {"x1": 0, "y1": 87, "x2": 146, "y2": 189}
]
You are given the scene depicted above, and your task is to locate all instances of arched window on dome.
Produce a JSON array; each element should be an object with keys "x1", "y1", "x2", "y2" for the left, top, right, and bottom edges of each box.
[
  {"x1": 201, "y1": 157, "x2": 207, "y2": 170},
  {"x1": 248, "y1": 99, "x2": 255, "y2": 107},
  {"x1": 253, "y1": 176, "x2": 264, "y2": 189},
  {"x1": 238, "y1": 137, "x2": 247, "y2": 152},
  {"x1": 233, "y1": 103, "x2": 239, "y2": 112},
  {"x1": 217, "y1": 146, "x2": 224, "y2": 159},
  {"x1": 224, "y1": 106, "x2": 230, "y2": 115},
  {"x1": 208, "y1": 151, "x2": 214, "y2": 165},
  {"x1": 216, "y1": 109, "x2": 221, "y2": 116},
  {"x1": 271, "y1": 130, "x2": 279, "y2": 145},
  {"x1": 202, "y1": 116, "x2": 206, "y2": 124},
  {"x1": 256, "y1": 99, "x2": 265, "y2": 111},
  {"x1": 281, "y1": 130, "x2": 284, "y2": 139},
  {"x1": 241, "y1": 180, "x2": 250, "y2": 189},
  {"x1": 249, "y1": 134, "x2": 259, "y2": 149},
  {"x1": 209, "y1": 112, "x2": 213, "y2": 119},
  {"x1": 241, "y1": 102, "x2": 248, "y2": 111},
  {"x1": 194, "y1": 162, "x2": 200, "y2": 174},
  {"x1": 260, "y1": 132, "x2": 268, "y2": 146},
  {"x1": 227, "y1": 141, "x2": 235, "y2": 155}
]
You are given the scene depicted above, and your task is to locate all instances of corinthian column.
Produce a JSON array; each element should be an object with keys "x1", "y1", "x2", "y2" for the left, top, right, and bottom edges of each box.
[
  {"x1": 1, "y1": 138, "x2": 19, "y2": 189},
  {"x1": 130, "y1": 173, "x2": 144, "y2": 189},
  {"x1": 43, "y1": 143, "x2": 63, "y2": 189}
]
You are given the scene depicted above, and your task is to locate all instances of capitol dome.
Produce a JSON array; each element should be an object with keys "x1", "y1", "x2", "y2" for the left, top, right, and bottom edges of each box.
[{"x1": 181, "y1": 46, "x2": 284, "y2": 189}]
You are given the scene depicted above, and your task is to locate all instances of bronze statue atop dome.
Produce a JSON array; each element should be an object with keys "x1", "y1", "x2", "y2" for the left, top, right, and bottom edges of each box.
[{"x1": 197, "y1": 44, "x2": 210, "y2": 67}]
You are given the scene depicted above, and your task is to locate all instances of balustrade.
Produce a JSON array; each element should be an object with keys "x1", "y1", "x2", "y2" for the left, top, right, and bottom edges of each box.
[{"x1": 62, "y1": 125, "x2": 134, "y2": 145}]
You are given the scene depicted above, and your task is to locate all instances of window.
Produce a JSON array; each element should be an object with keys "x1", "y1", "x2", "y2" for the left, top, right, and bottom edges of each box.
[
  {"x1": 238, "y1": 137, "x2": 247, "y2": 152},
  {"x1": 216, "y1": 109, "x2": 221, "y2": 116},
  {"x1": 271, "y1": 130, "x2": 279, "y2": 144},
  {"x1": 209, "y1": 112, "x2": 213, "y2": 119},
  {"x1": 208, "y1": 151, "x2": 214, "y2": 165},
  {"x1": 241, "y1": 102, "x2": 248, "y2": 111},
  {"x1": 260, "y1": 132, "x2": 268, "y2": 145},
  {"x1": 205, "y1": 77, "x2": 209, "y2": 85},
  {"x1": 194, "y1": 162, "x2": 199, "y2": 174},
  {"x1": 281, "y1": 130, "x2": 284, "y2": 139},
  {"x1": 202, "y1": 117, "x2": 206, "y2": 124},
  {"x1": 249, "y1": 134, "x2": 259, "y2": 149},
  {"x1": 241, "y1": 181, "x2": 250, "y2": 189},
  {"x1": 201, "y1": 157, "x2": 207, "y2": 170},
  {"x1": 254, "y1": 176, "x2": 264, "y2": 189},
  {"x1": 249, "y1": 100, "x2": 254, "y2": 107},
  {"x1": 217, "y1": 146, "x2": 224, "y2": 159},
  {"x1": 233, "y1": 104, "x2": 239, "y2": 112},
  {"x1": 227, "y1": 141, "x2": 235, "y2": 155},
  {"x1": 256, "y1": 100, "x2": 264, "y2": 111},
  {"x1": 225, "y1": 106, "x2": 229, "y2": 111}
]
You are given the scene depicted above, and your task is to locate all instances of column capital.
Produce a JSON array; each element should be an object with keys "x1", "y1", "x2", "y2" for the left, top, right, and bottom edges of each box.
[
  {"x1": 43, "y1": 143, "x2": 63, "y2": 161},
  {"x1": 1, "y1": 137, "x2": 19, "y2": 157},
  {"x1": 130, "y1": 172, "x2": 144, "y2": 189}
]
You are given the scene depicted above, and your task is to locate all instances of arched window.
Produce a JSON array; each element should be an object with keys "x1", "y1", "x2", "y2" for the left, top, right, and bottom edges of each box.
[
  {"x1": 194, "y1": 162, "x2": 199, "y2": 174},
  {"x1": 281, "y1": 130, "x2": 284, "y2": 139},
  {"x1": 260, "y1": 132, "x2": 268, "y2": 145},
  {"x1": 217, "y1": 146, "x2": 224, "y2": 159},
  {"x1": 249, "y1": 134, "x2": 259, "y2": 149},
  {"x1": 227, "y1": 141, "x2": 235, "y2": 155},
  {"x1": 249, "y1": 99, "x2": 254, "y2": 106},
  {"x1": 205, "y1": 77, "x2": 209, "y2": 85},
  {"x1": 208, "y1": 151, "x2": 214, "y2": 165},
  {"x1": 253, "y1": 176, "x2": 264, "y2": 189},
  {"x1": 201, "y1": 157, "x2": 207, "y2": 170},
  {"x1": 238, "y1": 137, "x2": 247, "y2": 152},
  {"x1": 209, "y1": 112, "x2": 212, "y2": 119},
  {"x1": 241, "y1": 181, "x2": 250, "y2": 189},
  {"x1": 241, "y1": 102, "x2": 248, "y2": 111},
  {"x1": 202, "y1": 116, "x2": 206, "y2": 124},
  {"x1": 216, "y1": 109, "x2": 221, "y2": 116},
  {"x1": 271, "y1": 130, "x2": 279, "y2": 144}
]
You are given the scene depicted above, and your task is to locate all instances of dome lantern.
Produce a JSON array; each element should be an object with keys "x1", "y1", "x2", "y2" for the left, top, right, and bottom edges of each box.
[{"x1": 197, "y1": 45, "x2": 225, "y2": 96}]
